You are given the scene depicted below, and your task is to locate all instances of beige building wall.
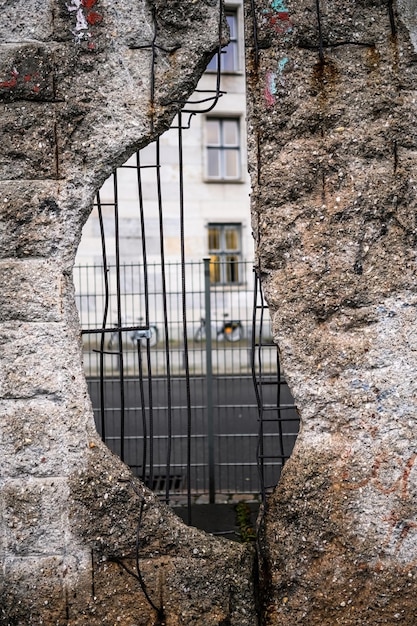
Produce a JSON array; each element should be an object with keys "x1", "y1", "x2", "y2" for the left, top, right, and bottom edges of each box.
[
  {"x1": 75, "y1": 0, "x2": 252, "y2": 270},
  {"x1": 74, "y1": 1, "x2": 256, "y2": 338}
]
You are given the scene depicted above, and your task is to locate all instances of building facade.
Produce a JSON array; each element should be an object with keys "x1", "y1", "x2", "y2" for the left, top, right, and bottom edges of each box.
[
  {"x1": 73, "y1": 0, "x2": 257, "y2": 343},
  {"x1": 75, "y1": 0, "x2": 252, "y2": 276}
]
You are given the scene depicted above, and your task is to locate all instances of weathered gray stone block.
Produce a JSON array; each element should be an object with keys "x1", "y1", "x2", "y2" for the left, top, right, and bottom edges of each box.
[
  {"x1": 245, "y1": 0, "x2": 417, "y2": 623},
  {"x1": 0, "y1": 103, "x2": 58, "y2": 180},
  {"x1": 1, "y1": 555, "x2": 68, "y2": 624},
  {"x1": 0, "y1": 182, "x2": 65, "y2": 259},
  {"x1": 0, "y1": 43, "x2": 55, "y2": 102},
  {"x1": 2, "y1": 478, "x2": 71, "y2": 556},
  {"x1": 0, "y1": 399, "x2": 89, "y2": 478},
  {"x1": 0, "y1": 2, "x2": 258, "y2": 624},
  {"x1": 0, "y1": 322, "x2": 88, "y2": 399},
  {"x1": 0, "y1": 0, "x2": 55, "y2": 42},
  {"x1": 0, "y1": 260, "x2": 62, "y2": 322}
]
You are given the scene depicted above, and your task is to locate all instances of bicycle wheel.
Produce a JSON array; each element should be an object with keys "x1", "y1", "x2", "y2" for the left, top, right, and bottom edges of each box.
[
  {"x1": 194, "y1": 326, "x2": 206, "y2": 342},
  {"x1": 224, "y1": 324, "x2": 243, "y2": 342}
]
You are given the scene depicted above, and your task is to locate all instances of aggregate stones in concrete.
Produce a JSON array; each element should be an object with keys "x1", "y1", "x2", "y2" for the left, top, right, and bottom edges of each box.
[
  {"x1": 244, "y1": 0, "x2": 417, "y2": 623},
  {"x1": 0, "y1": 1, "x2": 258, "y2": 624}
]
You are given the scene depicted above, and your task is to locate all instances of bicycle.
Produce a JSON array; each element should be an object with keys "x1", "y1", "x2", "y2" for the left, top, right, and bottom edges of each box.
[
  {"x1": 107, "y1": 317, "x2": 159, "y2": 350},
  {"x1": 194, "y1": 314, "x2": 244, "y2": 343}
]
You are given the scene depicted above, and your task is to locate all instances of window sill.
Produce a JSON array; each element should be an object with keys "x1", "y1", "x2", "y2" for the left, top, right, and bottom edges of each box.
[
  {"x1": 210, "y1": 282, "x2": 247, "y2": 290},
  {"x1": 205, "y1": 70, "x2": 244, "y2": 76},
  {"x1": 204, "y1": 178, "x2": 246, "y2": 184}
]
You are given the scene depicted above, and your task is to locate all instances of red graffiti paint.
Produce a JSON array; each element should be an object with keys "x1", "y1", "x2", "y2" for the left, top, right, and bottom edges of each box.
[
  {"x1": 87, "y1": 11, "x2": 102, "y2": 25},
  {"x1": 67, "y1": 0, "x2": 102, "y2": 49},
  {"x1": 265, "y1": 10, "x2": 292, "y2": 35},
  {"x1": 264, "y1": 83, "x2": 275, "y2": 107},
  {"x1": 0, "y1": 69, "x2": 18, "y2": 89}
]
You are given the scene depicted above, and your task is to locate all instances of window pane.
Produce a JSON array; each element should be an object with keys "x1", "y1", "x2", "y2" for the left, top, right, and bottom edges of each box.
[
  {"x1": 207, "y1": 149, "x2": 220, "y2": 178},
  {"x1": 207, "y1": 119, "x2": 220, "y2": 145},
  {"x1": 222, "y1": 42, "x2": 238, "y2": 72},
  {"x1": 208, "y1": 227, "x2": 220, "y2": 251},
  {"x1": 206, "y1": 55, "x2": 218, "y2": 72},
  {"x1": 206, "y1": 12, "x2": 238, "y2": 72},
  {"x1": 226, "y1": 255, "x2": 239, "y2": 283},
  {"x1": 224, "y1": 150, "x2": 239, "y2": 178},
  {"x1": 210, "y1": 255, "x2": 221, "y2": 283},
  {"x1": 206, "y1": 119, "x2": 240, "y2": 180},
  {"x1": 226, "y1": 13, "x2": 237, "y2": 39},
  {"x1": 223, "y1": 120, "x2": 239, "y2": 145},
  {"x1": 225, "y1": 227, "x2": 239, "y2": 251}
]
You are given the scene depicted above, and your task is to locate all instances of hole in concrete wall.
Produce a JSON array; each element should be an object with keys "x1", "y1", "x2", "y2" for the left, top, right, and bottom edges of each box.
[
  {"x1": 72, "y1": 9, "x2": 299, "y2": 539},
  {"x1": 73, "y1": 128, "x2": 300, "y2": 538}
]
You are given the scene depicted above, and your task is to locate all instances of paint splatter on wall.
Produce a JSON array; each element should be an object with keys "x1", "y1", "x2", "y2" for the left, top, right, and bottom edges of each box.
[
  {"x1": 264, "y1": 57, "x2": 288, "y2": 106},
  {"x1": 0, "y1": 68, "x2": 43, "y2": 95},
  {"x1": 264, "y1": 0, "x2": 292, "y2": 36},
  {"x1": 0, "y1": 69, "x2": 19, "y2": 90},
  {"x1": 264, "y1": 71, "x2": 276, "y2": 106},
  {"x1": 66, "y1": 0, "x2": 103, "y2": 50}
]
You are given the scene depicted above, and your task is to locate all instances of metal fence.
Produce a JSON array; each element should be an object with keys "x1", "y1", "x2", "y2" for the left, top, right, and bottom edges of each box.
[
  {"x1": 71, "y1": 58, "x2": 300, "y2": 510},
  {"x1": 74, "y1": 259, "x2": 300, "y2": 503}
]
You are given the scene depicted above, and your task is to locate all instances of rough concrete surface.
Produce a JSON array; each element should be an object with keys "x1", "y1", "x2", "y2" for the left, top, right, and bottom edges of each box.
[
  {"x1": 245, "y1": 0, "x2": 417, "y2": 623},
  {"x1": 0, "y1": 2, "x2": 258, "y2": 624}
]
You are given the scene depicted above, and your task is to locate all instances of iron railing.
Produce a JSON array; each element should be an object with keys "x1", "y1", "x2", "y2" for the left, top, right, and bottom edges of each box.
[
  {"x1": 72, "y1": 3, "x2": 300, "y2": 515},
  {"x1": 74, "y1": 259, "x2": 299, "y2": 505}
]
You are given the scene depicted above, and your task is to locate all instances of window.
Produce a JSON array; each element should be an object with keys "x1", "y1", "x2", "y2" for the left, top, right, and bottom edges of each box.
[
  {"x1": 206, "y1": 118, "x2": 241, "y2": 180},
  {"x1": 206, "y1": 10, "x2": 239, "y2": 73},
  {"x1": 208, "y1": 223, "x2": 242, "y2": 284}
]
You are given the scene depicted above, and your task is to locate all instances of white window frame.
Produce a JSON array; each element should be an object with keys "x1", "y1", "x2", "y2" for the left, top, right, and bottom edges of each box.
[
  {"x1": 207, "y1": 222, "x2": 242, "y2": 285},
  {"x1": 206, "y1": 7, "x2": 240, "y2": 73},
  {"x1": 205, "y1": 117, "x2": 241, "y2": 182}
]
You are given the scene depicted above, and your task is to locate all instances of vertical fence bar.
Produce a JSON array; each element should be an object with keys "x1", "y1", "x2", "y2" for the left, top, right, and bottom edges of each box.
[
  {"x1": 178, "y1": 114, "x2": 194, "y2": 522},
  {"x1": 97, "y1": 194, "x2": 110, "y2": 442},
  {"x1": 113, "y1": 171, "x2": 126, "y2": 463},
  {"x1": 203, "y1": 257, "x2": 215, "y2": 503}
]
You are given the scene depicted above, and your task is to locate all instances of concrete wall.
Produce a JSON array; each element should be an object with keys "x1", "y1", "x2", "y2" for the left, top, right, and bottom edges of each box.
[
  {"x1": 0, "y1": 2, "x2": 257, "y2": 624},
  {"x1": 245, "y1": 0, "x2": 417, "y2": 623},
  {"x1": 5, "y1": 0, "x2": 416, "y2": 622}
]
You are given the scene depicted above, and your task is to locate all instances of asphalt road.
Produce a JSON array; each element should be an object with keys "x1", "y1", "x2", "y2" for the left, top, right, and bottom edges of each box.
[{"x1": 87, "y1": 374, "x2": 299, "y2": 494}]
